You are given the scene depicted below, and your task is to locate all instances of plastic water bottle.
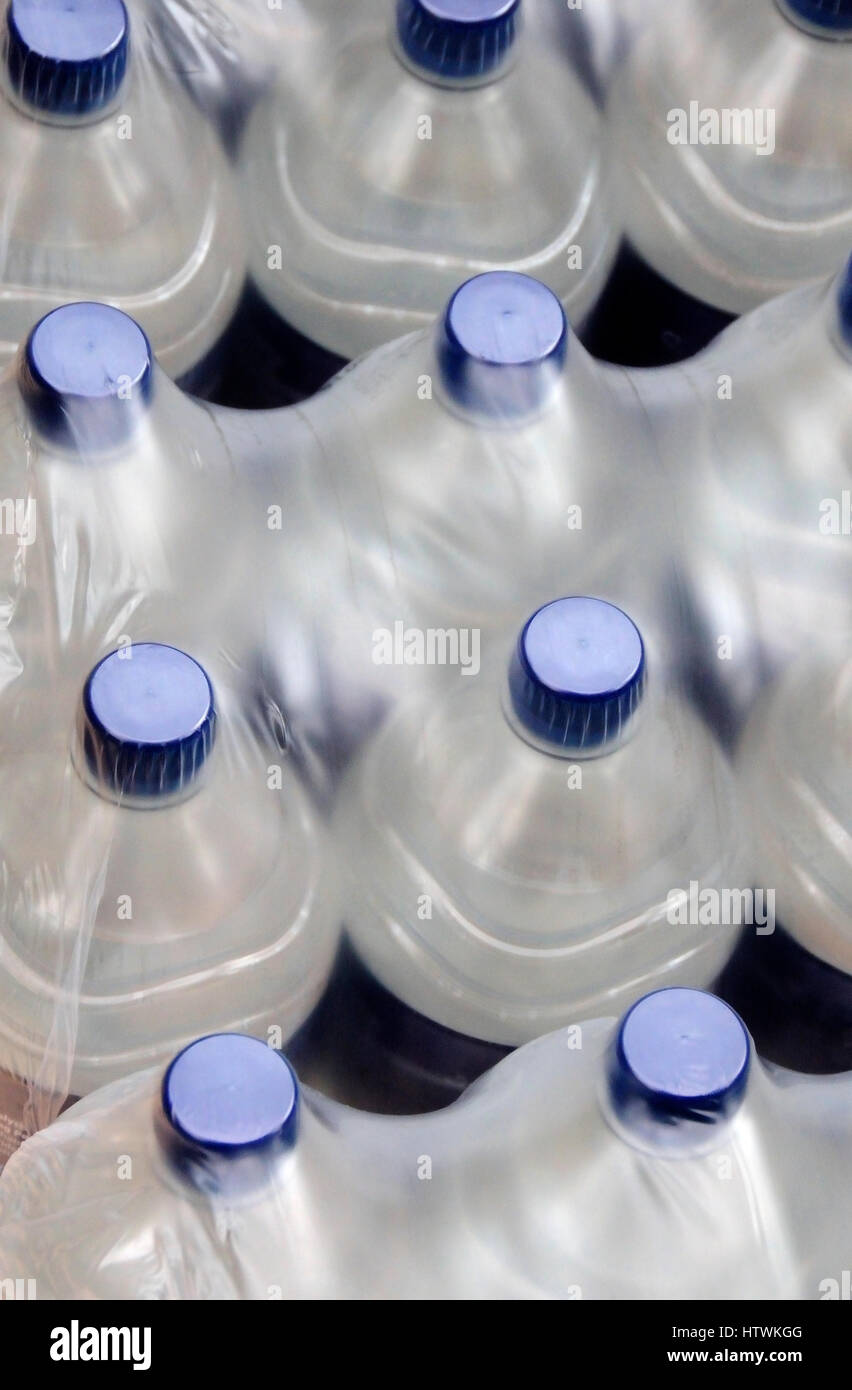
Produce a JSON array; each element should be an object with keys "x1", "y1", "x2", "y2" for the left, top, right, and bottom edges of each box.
[
  {"x1": 0, "y1": 300, "x2": 268, "y2": 686},
  {"x1": 633, "y1": 256, "x2": 852, "y2": 744},
  {"x1": 717, "y1": 655, "x2": 852, "y2": 1073},
  {"x1": 287, "y1": 271, "x2": 666, "y2": 635},
  {"x1": 2, "y1": 994, "x2": 849, "y2": 1298},
  {"x1": 0, "y1": 0, "x2": 245, "y2": 395},
  {"x1": 327, "y1": 596, "x2": 744, "y2": 1112},
  {"x1": 0, "y1": 642, "x2": 340, "y2": 1167},
  {"x1": 586, "y1": 0, "x2": 852, "y2": 365},
  {"x1": 249, "y1": 271, "x2": 675, "y2": 799},
  {"x1": 235, "y1": 0, "x2": 617, "y2": 405}
]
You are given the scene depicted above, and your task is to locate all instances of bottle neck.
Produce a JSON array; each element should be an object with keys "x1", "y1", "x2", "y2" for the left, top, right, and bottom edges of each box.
[
  {"x1": 155, "y1": 1109, "x2": 298, "y2": 1202},
  {"x1": 386, "y1": 4, "x2": 517, "y2": 90},
  {"x1": 602, "y1": 991, "x2": 752, "y2": 1158},
  {"x1": 2, "y1": 64, "x2": 128, "y2": 127},
  {"x1": 502, "y1": 683, "x2": 644, "y2": 760},
  {"x1": 156, "y1": 1036, "x2": 301, "y2": 1201},
  {"x1": 72, "y1": 730, "x2": 212, "y2": 811}
]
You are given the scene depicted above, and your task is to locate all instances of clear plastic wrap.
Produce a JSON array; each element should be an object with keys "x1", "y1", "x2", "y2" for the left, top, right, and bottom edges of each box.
[
  {"x1": 235, "y1": 267, "x2": 850, "y2": 1110},
  {"x1": 1, "y1": 991, "x2": 850, "y2": 1299},
  {"x1": 718, "y1": 651, "x2": 852, "y2": 1073},
  {"x1": 532, "y1": 0, "x2": 653, "y2": 107},
  {"x1": 153, "y1": 0, "x2": 313, "y2": 150},
  {"x1": 244, "y1": 270, "x2": 689, "y2": 801},
  {"x1": 0, "y1": 0, "x2": 245, "y2": 393},
  {"x1": 0, "y1": 302, "x2": 257, "y2": 675},
  {"x1": 589, "y1": 0, "x2": 852, "y2": 363},
  {"x1": 634, "y1": 258, "x2": 852, "y2": 744},
  {"x1": 0, "y1": 302, "x2": 340, "y2": 1165},
  {"x1": 237, "y1": 0, "x2": 617, "y2": 398},
  {"x1": 0, "y1": 0, "x2": 847, "y2": 1316},
  {"x1": 611, "y1": 0, "x2": 852, "y2": 309},
  {"x1": 328, "y1": 595, "x2": 745, "y2": 1109}
]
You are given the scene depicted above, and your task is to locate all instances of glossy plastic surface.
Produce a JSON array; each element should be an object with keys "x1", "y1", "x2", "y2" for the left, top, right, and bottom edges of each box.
[
  {"x1": 335, "y1": 600, "x2": 744, "y2": 1044},
  {"x1": 240, "y1": 1, "x2": 616, "y2": 361},
  {"x1": 1, "y1": 997, "x2": 850, "y2": 1299},
  {"x1": 247, "y1": 272, "x2": 682, "y2": 797},
  {"x1": 0, "y1": 306, "x2": 341, "y2": 1160},
  {"x1": 608, "y1": 0, "x2": 852, "y2": 314},
  {"x1": 634, "y1": 262, "x2": 852, "y2": 741},
  {"x1": 0, "y1": 0, "x2": 244, "y2": 384},
  {"x1": 738, "y1": 654, "x2": 852, "y2": 980}
]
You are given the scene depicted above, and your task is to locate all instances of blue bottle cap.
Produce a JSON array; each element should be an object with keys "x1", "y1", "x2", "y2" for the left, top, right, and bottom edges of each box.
[
  {"x1": 21, "y1": 302, "x2": 152, "y2": 447},
  {"x1": 837, "y1": 252, "x2": 852, "y2": 349},
  {"x1": 438, "y1": 272, "x2": 567, "y2": 419},
  {"x1": 508, "y1": 597, "x2": 645, "y2": 752},
  {"x1": 162, "y1": 1035, "x2": 299, "y2": 1156},
  {"x1": 397, "y1": 0, "x2": 521, "y2": 81},
  {"x1": 608, "y1": 990, "x2": 751, "y2": 1150},
  {"x1": 81, "y1": 644, "x2": 216, "y2": 799},
  {"x1": 6, "y1": 0, "x2": 129, "y2": 117},
  {"x1": 778, "y1": 0, "x2": 852, "y2": 35}
]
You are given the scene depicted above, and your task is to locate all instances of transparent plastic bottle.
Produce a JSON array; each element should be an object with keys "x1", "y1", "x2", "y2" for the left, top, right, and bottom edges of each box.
[
  {"x1": 235, "y1": 0, "x2": 617, "y2": 405},
  {"x1": 0, "y1": 0, "x2": 245, "y2": 395},
  {"x1": 633, "y1": 256, "x2": 852, "y2": 744},
  {"x1": 1, "y1": 993, "x2": 849, "y2": 1299},
  {"x1": 248, "y1": 271, "x2": 676, "y2": 802},
  {"x1": 718, "y1": 655, "x2": 852, "y2": 1073},
  {"x1": 587, "y1": 0, "x2": 852, "y2": 365},
  {"x1": 327, "y1": 597, "x2": 745, "y2": 1112},
  {"x1": 0, "y1": 300, "x2": 264, "y2": 688},
  {"x1": 0, "y1": 643, "x2": 340, "y2": 1167}
]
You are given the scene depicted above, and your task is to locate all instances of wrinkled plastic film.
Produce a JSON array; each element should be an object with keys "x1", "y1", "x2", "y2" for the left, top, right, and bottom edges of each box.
[
  {"x1": 1, "y1": 997, "x2": 851, "y2": 1298},
  {"x1": 0, "y1": 0, "x2": 244, "y2": 391},
  {"x1": 1, "y1": 260, "x2": 849, "y2": 1145},
  {"x1": 152, "y1": 0, "x2": 315, "y2": 150},
  {"x1": 251, "y1": 279, "x2": 751, "y2": 1090},
  {"x1": 606, "y1": 0, "x2": 852, "y2": 312},
  {"x1": 238, "y1": 0, "x2": 617, "y2": 369},
  {"x1": 0, "y1": 328, "x2": 348, "y2": 1163},
  {"x1": 634, "y1": 268, "x2": 852, "y2": 745}
]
